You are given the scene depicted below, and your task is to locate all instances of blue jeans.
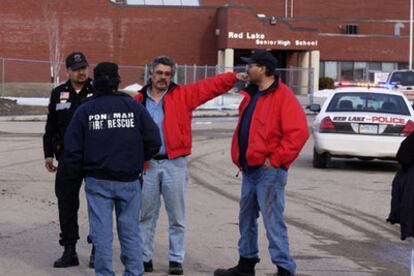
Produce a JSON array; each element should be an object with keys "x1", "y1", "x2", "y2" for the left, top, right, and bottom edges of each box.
[
  {"x1": 140, "y1": 157, "x2": 188, "y2": 263},
  {"x1": 238, "y1": 167, "x2": 296, "y2": 275},
  {"x1": 85, "y1": 177, "x2": 143, "y2": 276}
]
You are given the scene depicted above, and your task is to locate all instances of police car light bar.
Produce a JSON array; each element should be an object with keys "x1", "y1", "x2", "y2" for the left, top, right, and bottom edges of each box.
[
  {"x1": 336, "y1": 81, "x2": 398, "y2": 90},
  {"x1": 336, "y1": 81, "x2": 375, "y2": 88},
  {"x1": 379, "y1": 83, "x2": 400, "y2": 89}
]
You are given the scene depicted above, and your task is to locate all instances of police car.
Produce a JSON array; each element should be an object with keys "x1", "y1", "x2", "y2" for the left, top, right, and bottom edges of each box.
[{"x1": 309, "y1": 87, "x2": 414, "y2": 168}]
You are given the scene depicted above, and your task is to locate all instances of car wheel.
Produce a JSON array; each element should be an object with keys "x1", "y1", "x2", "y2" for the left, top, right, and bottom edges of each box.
[{"x1": 313, "y1": 148, "x2": 330, "y2": 168}]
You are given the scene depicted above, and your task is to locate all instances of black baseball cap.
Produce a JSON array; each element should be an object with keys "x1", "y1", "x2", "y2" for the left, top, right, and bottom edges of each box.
[
  {"x1": 241, "y1": 49, "x2": 278, "y2": 68},
  {"x1": 66, "y1": 52, "x2": 89, "y2": 70}
]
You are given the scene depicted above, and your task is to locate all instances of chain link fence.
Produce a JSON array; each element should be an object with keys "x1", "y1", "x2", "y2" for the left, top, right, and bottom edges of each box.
[{"x1": 0, "y1": 57, "x2": 314, "y2": 105}]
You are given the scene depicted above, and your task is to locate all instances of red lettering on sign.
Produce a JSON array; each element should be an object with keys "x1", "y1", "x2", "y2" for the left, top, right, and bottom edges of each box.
[{"x1": 372, "y1": 116, "x2": 404, "y2": 124}]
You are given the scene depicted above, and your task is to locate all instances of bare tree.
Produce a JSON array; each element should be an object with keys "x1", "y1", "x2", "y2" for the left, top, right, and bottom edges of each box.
[{"x1": 42, "y1": 2, "x2": 62, "y2": 86}]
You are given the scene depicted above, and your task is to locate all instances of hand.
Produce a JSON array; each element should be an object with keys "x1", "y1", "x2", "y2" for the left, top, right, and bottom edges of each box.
[
  {"x1": 236, "y1": 72, "x2": 249, "y2": 82},
  {"x1": 45, "y1": 157, "x2": 57, "y2": 172},
  {"x1": 263, "y1": 157, "x2": 273, "y2": 169}
]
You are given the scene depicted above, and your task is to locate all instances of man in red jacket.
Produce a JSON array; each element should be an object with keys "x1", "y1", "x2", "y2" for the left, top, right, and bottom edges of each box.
[
  {"x1": 134, "y1": 56, "x2": 247, "y2": 275},
  {"x1": 214, "y1": 50, "x2": 309, "y2": 276}
]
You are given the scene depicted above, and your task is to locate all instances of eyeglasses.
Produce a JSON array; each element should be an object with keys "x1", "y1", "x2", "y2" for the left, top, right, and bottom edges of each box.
[
  {"x1": 247, "y1": 63, "x2": 259, "y2": 69},
  {"x1": 154, "y1": 70, "x2": 172, "y2": 77}
]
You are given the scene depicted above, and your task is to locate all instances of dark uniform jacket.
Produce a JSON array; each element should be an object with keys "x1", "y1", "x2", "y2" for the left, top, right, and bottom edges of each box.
[
  {"x1": 43, "y1": 79, "x2": 94, "y2": 160},
  {"x1": 387, "y1": 131, "x2": 414, "y2": 240},
  {"x1": 396, "y1": 131, "x2": 414, "y2": 170},
  {"x1": 61, "y1": 91, "x2": 161, "y2": 182}
]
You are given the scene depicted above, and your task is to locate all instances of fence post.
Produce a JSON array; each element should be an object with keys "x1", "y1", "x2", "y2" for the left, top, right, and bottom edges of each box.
[
  {"x1": 184, "y1": 64, "x2": 187, "y2": 84},
  {"x1": 1, "y1": 58, "x2": 4, "y2": 98},
  {"x1": 193, "y1": 64, "x2": 196, "y2": 83},
  {"x1": 144, "y1": 64, "x2": 148, "y2": 83},
  {"x1": 308, "y1": 68, "x2": 314, "y2": 105},
  {"x1": 50, "y1": 63, "x2": 54, "y2": 84},
  {"x1": 173, "y1": 64, "x2": 178, "y2": 83},
  {"x1": 214, "y1": 65, "x2": 222, "y2": 106}
]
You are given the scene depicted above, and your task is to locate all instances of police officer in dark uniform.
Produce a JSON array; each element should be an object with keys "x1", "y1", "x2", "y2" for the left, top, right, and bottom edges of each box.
[{"x1": 43, "y1": 52, "x2": 94, "y2": 268}]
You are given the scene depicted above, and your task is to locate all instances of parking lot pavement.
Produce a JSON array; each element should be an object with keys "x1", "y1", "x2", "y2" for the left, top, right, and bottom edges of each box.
[{"x1": 0, "y1": 119, "x2": 410, "y2": 275}]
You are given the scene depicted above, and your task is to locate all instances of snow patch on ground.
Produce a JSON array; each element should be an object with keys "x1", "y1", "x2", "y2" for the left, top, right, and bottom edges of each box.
[
  {"x1": 1, "y1": 97, "x2": 49, "y2": 106},
  {"x1": 0, "y1": 94, "x2": 243, "y2": 110}
]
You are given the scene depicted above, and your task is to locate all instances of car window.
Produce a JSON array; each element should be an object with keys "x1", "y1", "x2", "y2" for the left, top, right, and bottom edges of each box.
[
  {"x1": 326, "y1": 92, "x2": 410, "y2": 115},
  {"x1": 389, "y1": 71, "x2": 414, "y2": 86}
]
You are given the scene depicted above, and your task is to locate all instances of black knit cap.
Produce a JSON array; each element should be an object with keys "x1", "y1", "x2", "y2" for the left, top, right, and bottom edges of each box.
[
  {"x1": 93, "y1": 62, "x2": 120, "y2": 92},
  {"x1": 94, "y1": 62, "x2": 119, "y2": 79}
]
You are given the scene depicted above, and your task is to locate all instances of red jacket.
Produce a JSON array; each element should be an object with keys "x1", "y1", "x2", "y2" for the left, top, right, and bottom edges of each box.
[
  {"x1": 231, "y1": 81, "x2": 309, "y2": 170},
  {"x1": 135, "y1": 72, "x2": 237, "y2": 159}
]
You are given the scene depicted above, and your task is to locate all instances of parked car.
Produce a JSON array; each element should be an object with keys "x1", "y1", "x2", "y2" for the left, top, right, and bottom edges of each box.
[
  {"x1": 385, "y1": 70, "x2": 414, "y2": 101},
  {"x1": 309, "y1": 87, "x2": 414, "y2": 168}
]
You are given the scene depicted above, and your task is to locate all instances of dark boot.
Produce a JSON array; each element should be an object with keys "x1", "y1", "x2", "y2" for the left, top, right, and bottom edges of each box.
[
  {"x1": 53, "y1": 244, "x2": 79, "y2": 268},
  {"x1": 89, "y1": 245, "x2": 95, "y2": 269},
  {"x1": 276, "y1": 266, "x2": 292, "y2": 276},
  {"x1": 214, "y1": 257, "x2": 260, "y2": 276},
  {"x1": 169, "y1": 261, "x2": 183, "y2": 275},
  {"x1": 144, "y1": 260, "x2": 153, "y2": 272}
]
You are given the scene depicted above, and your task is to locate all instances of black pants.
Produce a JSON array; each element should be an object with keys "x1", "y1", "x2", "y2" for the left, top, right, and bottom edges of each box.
[{"x1": 55, "y1": 164, "x2": 83, "y2": 246}]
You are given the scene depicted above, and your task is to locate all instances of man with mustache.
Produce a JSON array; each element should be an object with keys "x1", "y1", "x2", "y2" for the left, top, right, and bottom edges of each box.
[
  {"x1": 134, "y1": 56, "x2": 248, "y2": 275},
  {"x1": 214, "y1": 50, "x2": 309, "y2": 276},
  {"x1": 43, "y1": 52, "x2": 95, "y2": 268}
]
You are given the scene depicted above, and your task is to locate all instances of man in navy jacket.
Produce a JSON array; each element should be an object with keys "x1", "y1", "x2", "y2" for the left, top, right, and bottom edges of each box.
[{"x1": 61, "y1": 62, "x2": 161, "y2": 275}]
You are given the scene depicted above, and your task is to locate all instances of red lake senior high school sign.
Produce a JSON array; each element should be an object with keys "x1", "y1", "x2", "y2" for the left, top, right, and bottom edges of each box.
[{"x1": 227, "y1": 31, "x2": 319, "y2": 48}]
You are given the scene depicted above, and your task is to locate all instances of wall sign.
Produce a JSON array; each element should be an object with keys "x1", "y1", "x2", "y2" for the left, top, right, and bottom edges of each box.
[{"x1": 228, "y1": 31, "x2": 318, "y2": 48}]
